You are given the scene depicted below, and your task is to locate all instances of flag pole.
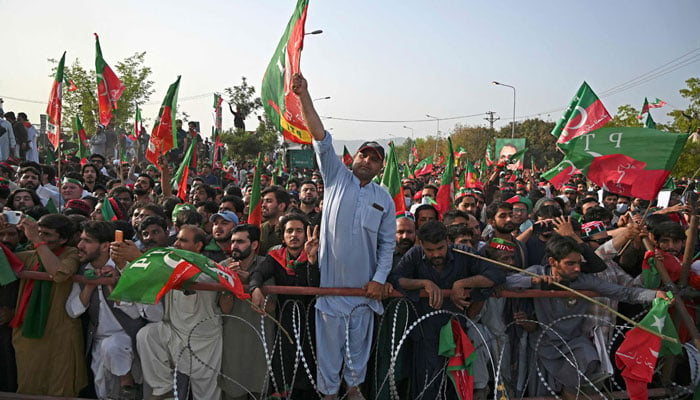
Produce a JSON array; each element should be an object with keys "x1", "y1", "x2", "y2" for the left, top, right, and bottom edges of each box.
[
  {"x1": 451, "y1": 247, "x2": 679, "y2": 343},
  {"x1": 56, "y1": 141, "x2": 62, "y2": 212}
]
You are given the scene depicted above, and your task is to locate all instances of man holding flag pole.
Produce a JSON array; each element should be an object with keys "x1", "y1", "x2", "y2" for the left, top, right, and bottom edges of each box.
[{"x1": 293, "y1": 72, "x2": 395, "y2": 400}]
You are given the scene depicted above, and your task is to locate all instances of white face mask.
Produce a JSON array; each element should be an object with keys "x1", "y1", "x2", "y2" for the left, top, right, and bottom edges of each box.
[{"x1": 616, "y1": 203, "x2": 629, "y2": 213}]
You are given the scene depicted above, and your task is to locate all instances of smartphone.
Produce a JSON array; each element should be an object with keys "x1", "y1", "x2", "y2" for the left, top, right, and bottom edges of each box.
[{"x1": 3, "y1": 210, "x2": 23, "y2": 225}]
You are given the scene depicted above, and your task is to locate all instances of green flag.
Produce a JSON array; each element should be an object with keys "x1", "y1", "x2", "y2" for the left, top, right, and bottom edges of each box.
[
  {"x1": 644, "y1": 113, "x2": 657, "y2": 129},
  {"x1": 146, "y1": 76, "x2": 181, "y2": 166},
  {"x1": 110, "y1": 248, "x2": 249, "y2": 304},
  {"x1": 436, "y1": 138, "x2": 455, "y2": 217},
  {"x1": 101, "y1": 197, "x2": 118, "y2": 222},
  {"x1": 557, "y1": 127, "x2": 688, "y2": 200}
]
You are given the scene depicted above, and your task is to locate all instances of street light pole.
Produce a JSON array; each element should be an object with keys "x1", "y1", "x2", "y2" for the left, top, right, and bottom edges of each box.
[
  {"x1": 492, "y1": 81, "x2": 516, "y2": 138},
  {"x1": 305, "y1": 30, "x2": 323, "y2": 36},
  {"x1": 426, "y1": 114, "x2": 440, "y2": 156},
  {"x1": 313, "y1": 96, "x2": 331, "y2": 101}
]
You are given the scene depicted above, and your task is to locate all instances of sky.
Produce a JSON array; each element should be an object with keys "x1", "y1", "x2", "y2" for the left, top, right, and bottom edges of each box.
[{"x1": 1, "y1": 0, "x2": 699, "y2": 144}]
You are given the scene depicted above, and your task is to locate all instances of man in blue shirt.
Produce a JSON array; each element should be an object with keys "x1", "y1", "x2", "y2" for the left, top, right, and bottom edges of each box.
[{"x1": 293, "y1": 73, "x2": 395, "y2": 400}]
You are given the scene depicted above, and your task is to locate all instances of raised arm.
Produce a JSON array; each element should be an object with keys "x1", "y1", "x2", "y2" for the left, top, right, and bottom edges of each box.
[{"x1": 292, "y1": 73, "x2": 326, "y2": 142}]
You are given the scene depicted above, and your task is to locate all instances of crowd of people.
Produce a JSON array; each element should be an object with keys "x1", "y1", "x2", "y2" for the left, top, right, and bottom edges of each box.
[{"x1": 0, "y1": 74, "x2": 697, "y2": 400}]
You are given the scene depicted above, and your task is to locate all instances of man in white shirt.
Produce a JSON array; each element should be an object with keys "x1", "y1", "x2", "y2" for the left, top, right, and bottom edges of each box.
[{"x1": 66, "y1": 221, "x2": 163, "y2": 400}]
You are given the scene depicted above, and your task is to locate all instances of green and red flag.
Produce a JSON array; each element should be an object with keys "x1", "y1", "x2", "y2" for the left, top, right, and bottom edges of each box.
[
  {"x1": 0, "y1": 242, "x2": 24, "y2": 286},
  {"x1": 484, "y1": 145, "x2": 493, "y2": 167},
  {"x1": 171, "y1": 136, "x2": 196, "y2": 201},
  {"x1": 557, "y1": 127, "x2": 688, "y2": 200},
  {"x1": 615, "y1": 296, "x2": 681, "y2": 400},
  {"x1": 414, "y1": 156, "x2": 434, "y2": 177},
  {"x1": 453, "y1": 145, "x2": 467, "y2": 166},
  {"x1": 94, "y1": 33, "x2": 125, "y2": 127},
  {"x1": 146, "y1": 76, "x2": 181, "y2": 166},
  {"x1": 128, "y1": 105, "x2": 143, "y2": 141},
  {"x1": 73, "y1": 115, "x2": 90, "y2": 165},
  {"x1": 101, "y1": 197, "x2": 118, "y2": 221},
  {"x1": 464, "y1": 160, "x2": 482, "y2": 190},
  {"x1": 411, "y1": 145, "x2": 420, "y2": 164},
  {"x1": 261, "y1": 0, "x2": 312, "y2": 144},
  {"x1": 213, "y1": 93, "x2": 224, "y2": 111},
  {"x1": 247, "y1": 153, "x2": 264, "y2": 226},
  {"x1": 436, "y1": 137, "x2": 455, "y2": 218},
  {"x1": 649, "y1": 98, "x2": 666, "y2": 109},
  {"x1": 644, "y1": 113, "x2": 657, "y2": 129},
  {"x1": 342, "y1": 145, "x2": 353, "y2": 167},
  {"x1": 439, "y1": 319, "x2": 477, "y2": 400},
  {"x1": 637, "y1": 97, "x2": 650, "y2": 120},
  {"x1": 541, "y1": 159, "x2": 580, "y2": 189},
  {"x1": 552, "y1": 81, "x2": 611, "y2": 144},
  {"x1": 46, "y1": 51, "x2": 66, "y2": 151},
  {"x1": 109, "y1": 248, "x2": 250, "y2": 304},
  {"x1": 380, "y1": 142, "x2": 406, "y2": 213},
  {"x1": 63, "y1": 76, "x2": 78, "y2": 92}
]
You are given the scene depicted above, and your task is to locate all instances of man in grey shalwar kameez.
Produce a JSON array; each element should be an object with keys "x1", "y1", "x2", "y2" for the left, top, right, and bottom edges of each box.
[{"x1": 506, "y1": 234, "x2": 668, "y2": 400}]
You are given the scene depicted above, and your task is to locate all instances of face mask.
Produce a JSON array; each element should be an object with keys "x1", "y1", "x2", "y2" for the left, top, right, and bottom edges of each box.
[{"x1": 616, "y1": 203, "x2": 629, "y2": 213}]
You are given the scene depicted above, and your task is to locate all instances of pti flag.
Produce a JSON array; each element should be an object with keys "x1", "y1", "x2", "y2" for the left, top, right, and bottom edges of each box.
[
  {"x1": 551, "y1": 81, "x2": 611, "y2": 144},
  {"x1": 436, "y1": 137, "x2": 455, "y2": 218},
  {"x1": 110, "y1": 248, "x2": 249, "y2": 304},
  {"x1": 171, "y1": 137, "x2": 196, "y2": 201},
  {"x1": 73, "y1": 115, "x2": 90, "y2": 165},
  {"x1": 342, "y1": 145, "x2": 353, "y2": 167},
  {"x1": 439, "y1": 319, "x2": 477, "y2": 400},
  {"x1": 101, "y1": 197, "x2": 118, "y2": 222},
  {"x1": 541, "y1": 158, "x2": 580, "y2": 189},
  {"x1": 129, "y1": 106, "x2": 143, "y2": 141},
  {"x1": 247, "y1": 153, "x2": 264, "y2": 226},
  {"x1": 414, "y1": 156, "x2": 434, "y2": 177},
  {"x1": 557, "y1": 127, "x2": 688, "y2": 200},
  {"x1": 261, "y1": 0, "x2": 312, "y2": 144},
  {"x1": 146, "y1": 76, "x2": 181, "y2": 166},
  {"x1": 615, "y1": 296, "x2": 681, "y2": 400},
  {"x1": 380, "y1": 142, "x2": 406, "y2": 213},
  {"x1": 46, "y1": 51, "x2": 66, "y2": 151},
  {"x1": 94, "y1": 33, "x2": 125, "y2": 126}
]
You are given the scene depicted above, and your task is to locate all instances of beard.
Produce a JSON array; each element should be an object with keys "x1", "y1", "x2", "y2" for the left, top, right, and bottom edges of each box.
[
  {"x1": 495, "y1": 222, "x2": 516, "y2": 234},
  {"x1": 134, "y1": 187, "x2": 149, "y2": 196},
  {"x1": 396, "y1": 239, "x2": 414, "y2": 252},
  {"x1": 429, "y1": 256, "x2": 446, "y2": 267},
  {"x1": 301, "y1": 197, "x2": 316, "y2": 206},
  {"x1": 232, "y1": 246, "x2": 252, "y2": 261},
  {"x1": 79, "y1": 248, "x2": 100, "y2": 264}
]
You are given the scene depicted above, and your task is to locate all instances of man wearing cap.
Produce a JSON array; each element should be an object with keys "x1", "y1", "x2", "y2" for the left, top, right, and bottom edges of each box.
[
  {"x1": 506, "y1": 195, "x2": 533, "y2": 233},
  {"x1": 294, "y1": 73, "x2": 395, "y2": 400},
  {"x1": 202, "y1": 210, "x2": 239, "y2": 262}
]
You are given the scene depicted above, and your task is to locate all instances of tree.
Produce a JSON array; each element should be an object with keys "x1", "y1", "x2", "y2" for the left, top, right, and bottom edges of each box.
[
  {"x1": 668, "y1": 77, "x2": 700, "y2": 134},
  {"x1": 223, "y1": 76, "x2": 263, "y2": 125},
  {"x1": 50, "y1": 52, "x2": 154, "y2": 137},
  {"x1": 220, "y1": 113, "x2": 279, "y2": 161},
  {"x1": 606, "y1": 104, "x2": 643, "y2": 128}
]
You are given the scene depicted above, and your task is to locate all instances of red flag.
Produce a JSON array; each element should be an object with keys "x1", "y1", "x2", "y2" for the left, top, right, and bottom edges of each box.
[
  {"x1": 94, "y1": 33, "x2": 125, "y2": 126},
  {"x1": 146, "y1": 76, "x2": 181, "y2": 166},
  {"x1": 46, "y1": 52, "x2": 65, "y2": 151},
  {"x1": 587, "y1": 154, "x2": 670, "y2": 201},
  {"x1": 541, "y1": 159, "x2": 580, "y2": 189},
  {"x1": 247, "y1": 153, "x2": 263, "y2": 226}
]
